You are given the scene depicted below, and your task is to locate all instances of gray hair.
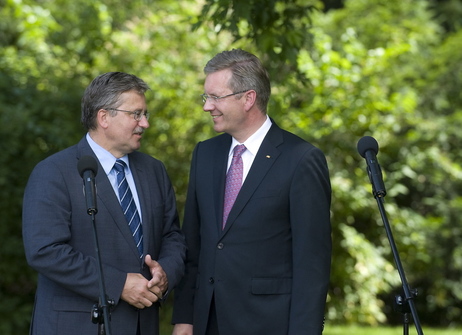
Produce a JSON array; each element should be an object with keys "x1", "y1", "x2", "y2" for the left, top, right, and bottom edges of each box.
[
  {"x1": 204, "y1": 49, "x2": 271, "y2": 113},
  {"x1": 81, "y1": 72, "x2": 150, "y2": 130}
]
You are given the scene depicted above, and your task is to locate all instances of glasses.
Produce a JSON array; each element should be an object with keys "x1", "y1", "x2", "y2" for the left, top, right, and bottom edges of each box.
[
  {"x1": 201, "y1": 90, "x2": 249, "y2": 104},
  {"x1": 108, "y1": 108, "x2": 150, "y2": 121}
]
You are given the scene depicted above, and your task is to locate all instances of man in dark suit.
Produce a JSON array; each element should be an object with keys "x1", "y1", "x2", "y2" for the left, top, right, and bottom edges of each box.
[
  {"x1": 22, "y1": 72, "x2": 186, "y2": 335},
  {"x1": 172, "y1": 49, "x2": 332, "y2": 335}
]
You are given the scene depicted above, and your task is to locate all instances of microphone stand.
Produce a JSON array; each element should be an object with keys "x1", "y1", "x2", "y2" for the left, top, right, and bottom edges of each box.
[
  {"x1": 371, "y1": 186, "x2": 424, "y2": 335},
  {"x1": 88, "y1": 209, "x2": 114, "y2": 335}
]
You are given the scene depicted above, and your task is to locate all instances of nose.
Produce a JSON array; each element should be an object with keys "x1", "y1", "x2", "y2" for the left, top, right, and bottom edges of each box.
[
  {"x1": 203, "y1": 99, "x2": 214, "y2": 112},
  {"x1": 139, "y1": 115, "x2": 149, "y2": 128}
]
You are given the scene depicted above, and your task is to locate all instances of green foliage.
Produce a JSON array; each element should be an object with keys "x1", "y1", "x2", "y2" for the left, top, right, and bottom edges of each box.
[
  {"x1": 275, "y1": 0, "x2": 462, "y2": 326},
  {"x1": 194, "y1": 0, "x2": 323, "y2": 81},
  {"x1": 1, "y1": 0, "x2": 462, "y2": 333}
]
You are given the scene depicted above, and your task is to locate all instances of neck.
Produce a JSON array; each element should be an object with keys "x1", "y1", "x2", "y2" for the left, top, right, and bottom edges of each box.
[
  {"x1": 233, "y1": 112, "x2": 267, "y2": 143},
  {"x1": 88, "y1": 131, "x2": 125, "y2": 159}
]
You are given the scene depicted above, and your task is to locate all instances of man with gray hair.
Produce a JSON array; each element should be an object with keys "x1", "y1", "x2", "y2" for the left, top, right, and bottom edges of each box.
[{"x1": 23, "y1": 72, "x2": 186, "y2": 335}]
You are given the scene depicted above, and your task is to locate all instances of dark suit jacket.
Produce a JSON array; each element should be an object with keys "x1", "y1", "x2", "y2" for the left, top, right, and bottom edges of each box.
[
  {"x1": 172, "y1": 122, "x2": 331, "y2": 334},
  {"x1": 22, "y1": 137, "x2": 186, "y2": 335}
]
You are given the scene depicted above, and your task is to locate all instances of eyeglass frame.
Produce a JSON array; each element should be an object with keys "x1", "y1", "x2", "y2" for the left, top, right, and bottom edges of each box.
[
  {"x1": 106, "y1": 108, "x2": 150, "y2": 121},
  {"x1": 201, "y1": 90, "x2": 250, "y2": 104}
]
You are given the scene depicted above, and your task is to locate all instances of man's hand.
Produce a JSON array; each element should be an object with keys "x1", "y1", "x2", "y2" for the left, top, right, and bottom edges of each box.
[
  {"x1": 121, "y1": 273, "x2": 160, "y2": 309},
  {"x1": 172, "y1": 323, "x2": 193, "y2": 335},
  {"x1": 145, "y1": 254, "x2": 168, "y2": 299}
]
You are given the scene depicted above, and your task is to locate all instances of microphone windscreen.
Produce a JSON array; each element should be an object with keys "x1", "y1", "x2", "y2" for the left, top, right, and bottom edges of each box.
[
  {"x1": 357, "y1": 136, "x2": 379, "y2": 158},
  {"x1": 77, "y1": 155, "x2": 98, "y2": 177}
]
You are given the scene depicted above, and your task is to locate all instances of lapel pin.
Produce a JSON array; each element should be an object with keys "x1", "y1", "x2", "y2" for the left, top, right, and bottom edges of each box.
[{"x1": 266, "y1": 155, "x2": 271, "y2": 158}]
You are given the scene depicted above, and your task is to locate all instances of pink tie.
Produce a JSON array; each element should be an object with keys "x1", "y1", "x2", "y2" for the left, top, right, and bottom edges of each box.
[{"x1": 223, "y1": 144, "x2": 246, "y2": 229}]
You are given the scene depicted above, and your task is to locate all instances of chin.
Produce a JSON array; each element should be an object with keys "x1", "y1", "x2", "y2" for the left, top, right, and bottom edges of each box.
[
  {"x1": 129, "y1": 143, "x2": 141, "y2": 152},
  {"x1": 213, "y1": 125, "x2": 225, "y2": 133}
]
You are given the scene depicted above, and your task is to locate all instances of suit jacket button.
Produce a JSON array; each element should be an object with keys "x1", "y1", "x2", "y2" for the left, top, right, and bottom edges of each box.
[
  {"x1": 209, "y1": 277, "x2": 214, "y2": 284},
  {"x1": 217, "y1": 243, "x2": 224, "y2": 249}
]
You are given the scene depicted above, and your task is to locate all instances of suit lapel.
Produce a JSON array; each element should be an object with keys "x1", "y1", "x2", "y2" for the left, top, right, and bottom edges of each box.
[
  {"x1": 213, "y1": 136, "x2": 232, "y2": 233},
  {"x1": 222, "y1": 123, "x2": 283, "y2": 233},
  {"x1": 76, "y1": 138, "x2": 142, "y2": 259}
]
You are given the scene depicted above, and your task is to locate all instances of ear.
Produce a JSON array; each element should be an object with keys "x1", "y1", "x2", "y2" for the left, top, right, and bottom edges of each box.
[
  {"x1": 97, "y1": 109, "x2": 110, "y2": 129},
  {"x1": 243, "y1": 90, "x2": 257, "y2": 112}
]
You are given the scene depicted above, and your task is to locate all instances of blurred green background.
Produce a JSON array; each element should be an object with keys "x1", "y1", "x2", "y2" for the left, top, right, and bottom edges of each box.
[{"x1": 1, "y1": 0, "x2": 461, "y2": 333}]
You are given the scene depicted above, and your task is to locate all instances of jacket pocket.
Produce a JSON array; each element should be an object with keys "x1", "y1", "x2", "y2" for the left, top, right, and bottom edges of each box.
[
  {"x1": 53, "y1": 295, "x2": 95, "y2": 312},
  {"x1": 251, "y1": 277, "x2": 292, "y2": 295}
]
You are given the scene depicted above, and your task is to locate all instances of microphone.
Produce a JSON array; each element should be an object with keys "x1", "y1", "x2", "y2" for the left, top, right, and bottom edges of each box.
[
  {"x1": 357, "y1": 136, "x2": 386, "y2": 198},
  {"x1": 77, "y1": 155, "x2": 98, "y2": 215}
]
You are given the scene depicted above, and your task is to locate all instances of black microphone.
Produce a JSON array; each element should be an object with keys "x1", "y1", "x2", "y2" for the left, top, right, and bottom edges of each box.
[
  {"x1": 357, "y1": 136, "x2": 386, "y2": 198},
  {"x1": 77, "y1": 155, "x2": 98, "y2": 215}
]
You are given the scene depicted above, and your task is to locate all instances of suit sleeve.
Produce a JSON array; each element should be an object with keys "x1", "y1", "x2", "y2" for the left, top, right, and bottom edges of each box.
[
  {"x1": 22, "y1": 159, "x2": 127, "y2": 304},
  {"x1": 172, "y1": 143, "x2": 201, "y2": 324},
  {"x1": 288, "y1": 146, "x2": 332, "y2": 334},
  {"x1": 154, "y1": 160, "x2": 187, "y2": 291}
]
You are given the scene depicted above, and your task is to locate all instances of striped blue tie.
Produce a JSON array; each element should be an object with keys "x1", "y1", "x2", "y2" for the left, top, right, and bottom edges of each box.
[{"x1": 113, "y1": 160, "x2": 143, "y2": 260}]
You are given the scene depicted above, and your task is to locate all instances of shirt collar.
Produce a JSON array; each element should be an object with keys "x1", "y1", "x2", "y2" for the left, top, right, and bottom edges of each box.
[
  {"x1": 86, "y1": 133, "x2": 130, "y2": 175},
  {"x1": 229, "y1": 115, "x2": 272, "y2": 157}
]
